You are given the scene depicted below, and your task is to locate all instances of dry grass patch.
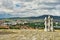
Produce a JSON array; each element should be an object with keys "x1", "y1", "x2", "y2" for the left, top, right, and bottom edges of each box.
[{"x1": 0, "y1": 29, "x2": 60, "y2": 40}]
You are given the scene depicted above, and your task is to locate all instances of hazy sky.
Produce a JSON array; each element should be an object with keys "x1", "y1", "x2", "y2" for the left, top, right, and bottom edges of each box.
[{"x1": 0, "y1": 0, "x2": 60, "y2": 17}]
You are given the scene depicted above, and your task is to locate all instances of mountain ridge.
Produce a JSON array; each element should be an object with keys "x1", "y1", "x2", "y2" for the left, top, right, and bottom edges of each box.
[{"x1": 0, "y1": 15, "x2": 60, "y2": 19}]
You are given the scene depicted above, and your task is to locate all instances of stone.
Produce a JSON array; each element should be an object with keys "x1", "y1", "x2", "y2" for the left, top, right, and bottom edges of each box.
[{"x1": 44, "y1": 16, "x2": 54, "y2": 32}]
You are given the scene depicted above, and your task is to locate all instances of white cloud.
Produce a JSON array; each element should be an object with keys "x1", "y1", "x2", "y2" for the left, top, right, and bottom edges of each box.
[{"x1": 0, "y1": 0, "x2": 60, "y2": 17}]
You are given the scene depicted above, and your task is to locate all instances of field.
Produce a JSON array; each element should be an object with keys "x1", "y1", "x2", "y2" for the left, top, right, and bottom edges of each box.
[{"x1": 0, "y1": 29, "x2": 60, "y2": 40}]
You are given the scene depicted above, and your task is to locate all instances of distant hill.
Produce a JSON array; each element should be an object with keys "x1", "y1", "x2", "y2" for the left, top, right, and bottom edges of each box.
[
  {"x1": 4, "y1": 15, "x2": 60, "y2": 19},
  {"x1": 0, "y1": 15, "x2": 60, "y2": 22}
]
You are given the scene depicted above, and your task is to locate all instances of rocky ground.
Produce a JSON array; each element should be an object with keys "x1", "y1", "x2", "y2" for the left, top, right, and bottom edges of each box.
[{"x1": 0, "y1": 29, "x2": 60, "y2": 40}]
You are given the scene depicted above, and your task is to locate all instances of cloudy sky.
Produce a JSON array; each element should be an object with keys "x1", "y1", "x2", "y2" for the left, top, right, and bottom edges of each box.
[{"x1": 0, "y1": 0, "x2": 60, "y2": 17}]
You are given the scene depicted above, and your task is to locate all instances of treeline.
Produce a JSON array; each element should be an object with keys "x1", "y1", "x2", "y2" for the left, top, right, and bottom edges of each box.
[{"x1": 0, "y1": 22, "x2": 60, "y2": 29}]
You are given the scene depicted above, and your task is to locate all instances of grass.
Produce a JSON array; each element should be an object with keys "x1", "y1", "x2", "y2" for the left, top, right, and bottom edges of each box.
[{"x1": 0, "y1": 29, "x2": 60, "y2": 40}]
